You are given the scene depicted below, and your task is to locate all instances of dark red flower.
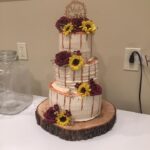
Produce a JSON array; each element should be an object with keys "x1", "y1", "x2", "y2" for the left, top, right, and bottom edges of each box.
[
  {"x1": 54, "y1": 104, "x2": 60, "y2": 112},
  {"x1": 55, "y1": 51, "x2": 71, "y2": 67},
  {"x1": 75, "y1": 83, "x2": 81, "y2": 89},
  {"x1": 89, "y1": 79, "x2": 102, "y2": 96},
  {"x1": 55, "y1": 16, "x2": 90, "y2": 33},
  {"x1": 65, "y1": 110, "x2": 72, "y2": 117},
  {"x1": 44, "y1": 104, "x2": 72, "y2": 125},
  {"x1": 71, "y1": 17, "x2": 89, "y2": 32},
  {"x1": 75, "y1": 79, "x2": 102, "y2": 96},
  {"x1": 73, "y1": 50, "x2": 81, "y2": 56},
  {"x1": 44, "y1": 107, "x2": 57, "y2": 123},
  {"x1": 55, "y1": 16, "x2": 71, "y2": 32}
]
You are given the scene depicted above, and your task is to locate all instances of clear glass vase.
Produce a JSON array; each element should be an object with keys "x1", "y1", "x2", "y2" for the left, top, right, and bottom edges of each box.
[{"x1": 0, "y1": 50, "x2": 32, "y2": 115}]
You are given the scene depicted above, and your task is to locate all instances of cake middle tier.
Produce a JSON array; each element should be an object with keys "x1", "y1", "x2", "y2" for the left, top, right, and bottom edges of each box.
[{"x1": 54, "y1": 58, "x2": 98, "y2": 88}]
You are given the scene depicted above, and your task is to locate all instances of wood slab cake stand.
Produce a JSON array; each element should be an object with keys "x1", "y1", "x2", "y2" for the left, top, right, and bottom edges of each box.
[{"x1": 35, "y1": 99, "x2": 116, "y2": 141}]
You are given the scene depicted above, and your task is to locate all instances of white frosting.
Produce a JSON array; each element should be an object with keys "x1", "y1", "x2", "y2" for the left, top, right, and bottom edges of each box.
[
  {"x1": 59, "y1": 33, "x2": 93, "y2": 59},
  {"x1": 54, "y1": 58, "x2": 98, "y2": 88},
  {"x1": 52, "y1": 81, "x2": 70, "y2": 93},
  {"x1": 48, "y1": 32, "x2": 102, "y2": 122},
  {"x1": 49, "y1": 82, "x2": 102, "y2": 121}
]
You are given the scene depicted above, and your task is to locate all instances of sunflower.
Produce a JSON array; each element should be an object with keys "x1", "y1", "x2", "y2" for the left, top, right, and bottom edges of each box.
[
  {"x1": 69, "y1": 54, "x2": 84, "y2": 71},
  {"x1": 56, "y1": 112, "x2": 71, "y2": 126},
  {"x1": 62, "y1": 23, "x2": 74, "y2": 36},
  {"x1": 77, "y1": 82, "x2": 91, "y2": 97},
  {"x1": 80, "y1": 20, "x2": 96, "y2": 34}
]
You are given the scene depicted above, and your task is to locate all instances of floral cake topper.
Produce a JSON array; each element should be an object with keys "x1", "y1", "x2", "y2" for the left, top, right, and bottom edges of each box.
[{"x1": 55, "y1": 0, "x2": 97, "y2": 35}]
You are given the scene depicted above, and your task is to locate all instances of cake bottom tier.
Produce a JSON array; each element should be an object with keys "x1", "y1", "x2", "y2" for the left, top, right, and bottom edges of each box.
[
  {"x1": 49, "y1": 82, "x2": 102, "y2": 121},
  {"x1": 35, "y1": 99, "x2": 116, "y2": 141}
]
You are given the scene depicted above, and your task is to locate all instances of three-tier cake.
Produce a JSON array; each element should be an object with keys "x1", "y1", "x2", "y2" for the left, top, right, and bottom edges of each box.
[
  {"x1": 48, "y1": 0, "x2": 102, "y2": 123},
  {"x1": 36, "y1": 0, "x2": 116, "y2": 141}
]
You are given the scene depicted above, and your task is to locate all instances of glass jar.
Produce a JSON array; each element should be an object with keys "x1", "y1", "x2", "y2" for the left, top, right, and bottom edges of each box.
[{"x1": 0, "y1": 50, "x2": 32, "y2": 115}]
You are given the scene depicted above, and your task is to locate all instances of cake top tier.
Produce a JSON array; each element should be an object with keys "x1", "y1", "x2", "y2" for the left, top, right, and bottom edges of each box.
[{"x1": 55, "y1": 0, "x2": 97, "y2": 35}]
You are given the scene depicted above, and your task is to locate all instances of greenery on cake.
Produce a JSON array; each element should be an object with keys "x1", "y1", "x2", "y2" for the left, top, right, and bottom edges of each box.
[
  {"x1": 44, "y1": 104, "x2": 72, "y2": 126},
  {"x1": 55, "y1": 50, "x2": 84, "y2": 71},
  {"x1": 55, "y1": 16, "x2": 96, "y2": 35},
  {"x1": 75, "y1": 79, "x2": 102, "y2": 97}
]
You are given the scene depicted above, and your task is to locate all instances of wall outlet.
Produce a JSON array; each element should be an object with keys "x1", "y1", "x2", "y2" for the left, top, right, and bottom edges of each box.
[
  {"x1": 145, "y1": 55, "x2": 150, "y2": 66},
  {"x1": 123, "y1": 48, "x2": 142, "y2": 71},
  {"x1": 17, "y1": 42, "x2": 28, "y2": 60}
]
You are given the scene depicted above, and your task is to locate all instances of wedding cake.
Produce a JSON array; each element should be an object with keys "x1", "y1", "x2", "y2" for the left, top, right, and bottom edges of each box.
[
  {"x1": 36, "y1": 0, "x2": 116, "y2": 141},
  {"x1": 47, "y1": 0, "x2": 102, "y2": 125}
]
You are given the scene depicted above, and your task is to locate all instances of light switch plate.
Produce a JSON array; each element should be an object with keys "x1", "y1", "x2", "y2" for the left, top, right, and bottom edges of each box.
[{"x1": 17, "y1": 42, "x2": 28, "y2": 60}]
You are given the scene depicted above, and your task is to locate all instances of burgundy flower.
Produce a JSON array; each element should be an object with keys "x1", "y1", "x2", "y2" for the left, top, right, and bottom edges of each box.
[
  {"x1": 55, "y1": 51, "x2": 71, "y2": 67},
  {"x1": 55, "y1": 16, "x2": 90, "y2": 33},
  {"x1": 75, "y1": 83, "x2": 81, "y2": 89},
  {"x1": 54, "y1": 104, "x2": 60, "y2": 112},
  {"x1": 44, "y1": 107, "x2": 57, "y2": 123},
  {"x1": 89, "y1": 79, "x2": 102, "y2": 96},
  {"x1": 73, "y1": 50, "x2": 81, "y2": 56},
  {"x1": 65, "y1": 110, "x2": 72, "y2": 117},
  {"x1": 55, "y1": 16, "x2": 71, "y2": 32},
  {"x1": 75, "y1": 79, "x2": 102, "y2": 96},
  {"x1": 72, "y1": 17, "x2": 89, "y2": 32},
  {"x1": 44, "y1": 104, "x2": 72, "y2": 125},
  {"x1": 89, "y1": 79, "x2": 95, "y2": 85}
]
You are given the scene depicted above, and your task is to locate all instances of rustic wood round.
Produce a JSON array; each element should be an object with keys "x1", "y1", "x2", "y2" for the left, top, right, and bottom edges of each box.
[{"x1": 35, "y1": 99, "x2": 116, "y2": 141}]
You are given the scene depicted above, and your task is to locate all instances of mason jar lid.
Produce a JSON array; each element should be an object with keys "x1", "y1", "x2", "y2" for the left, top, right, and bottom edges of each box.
[{"x1": 0, "y1": 50, "x2": 17, "y2": 62}]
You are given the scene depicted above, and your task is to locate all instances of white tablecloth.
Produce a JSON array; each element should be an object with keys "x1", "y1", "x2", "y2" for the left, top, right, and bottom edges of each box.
[{"x1": 0, "y1": 96, "x2": 150, "y2": 150}]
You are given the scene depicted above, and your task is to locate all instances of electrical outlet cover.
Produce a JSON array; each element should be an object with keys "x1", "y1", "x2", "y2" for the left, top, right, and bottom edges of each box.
[
  {"x1": 123, "y1": 48, "x2": 141, "y2": 71},
  {"x1": 17, "y1": 42, "x2": 28, "y2": 60}
]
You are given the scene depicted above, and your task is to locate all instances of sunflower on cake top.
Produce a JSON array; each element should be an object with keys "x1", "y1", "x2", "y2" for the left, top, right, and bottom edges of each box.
[
  {"x1": 56, "y1": 16, "x2": 96, "y2": 35},
  {"x1": 45, "y1": 0, "x2": 103, "y2": 127}
]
